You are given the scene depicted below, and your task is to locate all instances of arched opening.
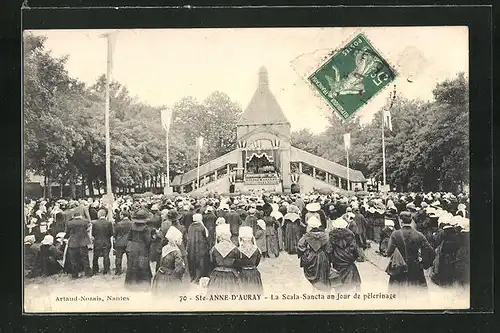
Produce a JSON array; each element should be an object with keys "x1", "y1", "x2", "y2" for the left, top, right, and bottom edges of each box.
[{"x1": 246, "y1": 152, "x2": 275, "y2": 174}]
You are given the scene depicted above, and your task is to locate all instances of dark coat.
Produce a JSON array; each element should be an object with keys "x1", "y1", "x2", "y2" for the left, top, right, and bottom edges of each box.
[
  {"x1": 329, "y1": 227, "x2": 362, "y2": 291},
  {"x1": 114, "y1": 218, "x2": 132, "y2": 248},
  {"x1": 88, "y1": 207, "x2": 98, "y2": 220},
  {"x1": 297, "y1": 229, "x2": 332, "y2": 292},
  {"x1": 182, "y1": 211, "x2": 195, "y2": 230},
  {"x1": 186, "y1": 222, "x2": 210, "y2": 281},
  {"x1": 65, "y1": 217, "x2": 91, "y2": 248},
  {"x1": 125, "y1": 223, "x2": 153, "y2": 286},
  {"x1": 386, "y1": 226, "x2": 436, "y2": 288},
  {"x1": 203, "y1": 212, "x2": 217, "y2": 248},
  {"x1": 147, "y1": 213, "x2": 162, "y2": 229},
  {"x1": 226, "y1": 211, "x2": 242, "y2": 237},
  {"x1": 242, "y1": 215, "x2": 258, "y2": 235},
  {"x1": 92, "y1": 218, "x2": 114, "y2": 249}
]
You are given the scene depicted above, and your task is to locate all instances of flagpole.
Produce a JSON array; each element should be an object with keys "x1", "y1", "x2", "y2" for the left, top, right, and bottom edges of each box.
[
  {"x1": 103, "y1": 33, "x2": 115, "y2": 204},
  {"x1": 165, "y1": 129, "x2": 170, "y2": 193},
  {"x1": 381, "y1": 106, "x2": 387, "y2": 187},
  {"x1": 196, "y1": 136, "x2": 202, "y2": 189},
  {"x1": 346, "y1": 147, "x2": 350, "y2": 191},
  {"x1": 197, "y1": 146, "x2": 201, "y2": 189}
]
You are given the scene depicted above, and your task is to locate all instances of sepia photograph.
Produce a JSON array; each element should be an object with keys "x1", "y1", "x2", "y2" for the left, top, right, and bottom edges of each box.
[{"x1": 23, "y1": 26, "x2": 470, "y2": 312}]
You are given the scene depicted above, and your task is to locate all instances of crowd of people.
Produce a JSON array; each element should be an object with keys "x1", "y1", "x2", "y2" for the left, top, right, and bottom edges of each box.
[{"x1": 23, "y1": 190, "x2": 470, "y2": 297}]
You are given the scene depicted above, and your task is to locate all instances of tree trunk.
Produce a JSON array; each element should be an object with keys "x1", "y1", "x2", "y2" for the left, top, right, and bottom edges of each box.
[
  {"x1": 87, "y1": 177, "x2": 94, "y2": 197},
  {"x1": 80, "y1": 176, "x2": 84, "y2": 198},
  {"x1": 69, "y1": 174, "x2": 76, "y2": 199},
  {"x1": 46, "y1": 174, "x2": 52, "y2": 199},
  {"x1": 43, "y1": 174, "x2": 47, "y2": 198}
]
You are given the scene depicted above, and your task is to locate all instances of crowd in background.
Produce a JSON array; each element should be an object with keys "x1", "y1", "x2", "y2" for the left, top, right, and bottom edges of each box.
[{"x1": 23, "y1": 190, "x2": 470, "y2": 295}]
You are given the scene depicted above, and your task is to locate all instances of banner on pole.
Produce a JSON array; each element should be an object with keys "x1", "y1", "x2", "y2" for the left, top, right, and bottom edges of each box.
[
  {"x1": 384, "y1": 110, "x2": 393, "y2": 131},
  {"x1": 343, "y1": 133, "x2": 351, "y2": 151},
  {"x1": 161, "y1": 108, "x2": 173, "y2": 132},
  {"x1": 197, "y1": 136, "x2": 204, "y2": 150}
]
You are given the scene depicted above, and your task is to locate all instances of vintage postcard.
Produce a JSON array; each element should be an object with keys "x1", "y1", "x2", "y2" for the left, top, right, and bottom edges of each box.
[{"x1": 23, "y1": 27, "x2": 470, "y2": 313}]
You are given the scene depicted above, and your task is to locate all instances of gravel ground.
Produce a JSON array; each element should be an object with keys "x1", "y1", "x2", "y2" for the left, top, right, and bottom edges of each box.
[{"x1": 24, "y1": 240, "x2": 469, "y2": 312}]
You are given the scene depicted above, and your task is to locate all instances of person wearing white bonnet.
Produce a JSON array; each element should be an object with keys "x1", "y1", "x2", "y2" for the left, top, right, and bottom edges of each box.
[
  {"x1": 270, "y1": 210, "x2": 285, "y2": 250},
  {"x1": 207, "y1": 223, "x2": 241, "y2": 295},
  {"x1": 296, "y1": 215, "x2": 331, "y2": 292},
  {"x1": 255, "y1": 219, "x2": 267, "y2": 256},
  {"x1": 27, "y1": 234, "x2": 64, "y2": 278},
  {"x1": 429, "y1": 214, "x2": 466, "y2": 286},
  {"x1": 306, "y1": 215, "x2": 322, "y2": 231},
  {"x1": 41, "y1": 234, "x2": 54, "y2": 246},
  {"x1": 455, "y1": 203, "x2": 467, "y2": 218},
  {"x1": 237, "y1": 226, "x2": 264, "y2": 294},
  {"x1": 186, "y1": 213, "x2": 210, "y2": 283},
  {"x1": 327, "y1": 211, "x2": 362, "y2": 291},
  {"x1": 305, "y1": 202, "x2": 327, "y2": 231},
  {"x1": 215, "y1": 217, "x2": 226, "y2": 225},
  {"x1": 202, "y1": 206, "x2": 218, "y2": 248},
  {"x1": 24, "y1": 235, "x2": 38, "y2": 274},
  {"x1": 283, "y1": 205, "x2": 302, "y2": 255},
  {"x1": 330, "y1": 215, "x2": 349, "y2": 230},
  {"x1": 379, "y1": 220, "x2": 395, "y2": 256},
  {"x1": 151, "y1": 226, "x2": 186, "y2": 297}
]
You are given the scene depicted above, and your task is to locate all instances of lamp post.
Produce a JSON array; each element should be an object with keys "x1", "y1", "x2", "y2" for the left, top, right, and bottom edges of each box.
[{"x1": 161, "y1": 108, "x2": 173, "y2": 195}]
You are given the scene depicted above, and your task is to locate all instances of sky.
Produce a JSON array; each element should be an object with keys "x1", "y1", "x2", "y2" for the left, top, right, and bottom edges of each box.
[{"x1": 28, "y1": 27, "x2": 468, "y2": 133}]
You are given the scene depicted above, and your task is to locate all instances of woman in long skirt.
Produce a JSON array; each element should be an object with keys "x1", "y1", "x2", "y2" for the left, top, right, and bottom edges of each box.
[
  {"x1": 264, "y1": 215, "x2": 280, "y2": 258},
  {"x1": 237, "y1": 226, "x2": 263, "y2": 294},
  {"x1": 151, "y1": 226, "x2": 186, "y2": 298},
  {"x1": 297, "y1": 216, "x2": 331, "y2": 292},
  {"x1": 207, "y1": 224, "x2": 241, "y2": 295},
  {"x1": 255, "y1": 219, "x2": 267, "y2": 257},
  {"x1": 271, "y1": 211, "x2": 284, "y2": 252},
  {"x1": 329, "y1": 214, "x2": 362, "y2": 292},
  {"x1": 283, "y1": 205, "x2": 302, "y2": 255},
  {"x1": 125, "y1": 209, "x2": 153, "y2": 290}
]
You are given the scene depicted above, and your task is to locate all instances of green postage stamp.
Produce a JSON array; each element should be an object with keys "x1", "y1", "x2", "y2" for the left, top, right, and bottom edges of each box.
[{"x1": 308, "y1": 33, "x2": 397, "y2": 120}]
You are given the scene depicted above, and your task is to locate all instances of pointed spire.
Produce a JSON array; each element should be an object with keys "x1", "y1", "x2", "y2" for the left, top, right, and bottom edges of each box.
[
  {"x1": 258, "y1": 66, "x2": 268, "y2": 87},
  {"x1": 237, "y1": 66, "x2": 289, "y2": 127}
]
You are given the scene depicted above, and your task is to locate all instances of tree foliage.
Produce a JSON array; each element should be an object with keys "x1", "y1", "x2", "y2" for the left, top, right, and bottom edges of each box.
[
  {"x1": 291, "y1": 73, "x2": 469, "y2": 192},
  {"x1": 23, "y1": 33, "x2": 242, "y2": 197},
  {"x1": 24, "y1": 33, "x2": 467, "y2": 196}
]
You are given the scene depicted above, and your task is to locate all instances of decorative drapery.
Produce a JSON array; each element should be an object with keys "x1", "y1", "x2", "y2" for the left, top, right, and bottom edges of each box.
[
  {"x1": 237, "y1": 140, "x2": 247, "y2": 149},
  {"x1": 245, "y1": 150, "x2": 274, "y2": 162}
]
